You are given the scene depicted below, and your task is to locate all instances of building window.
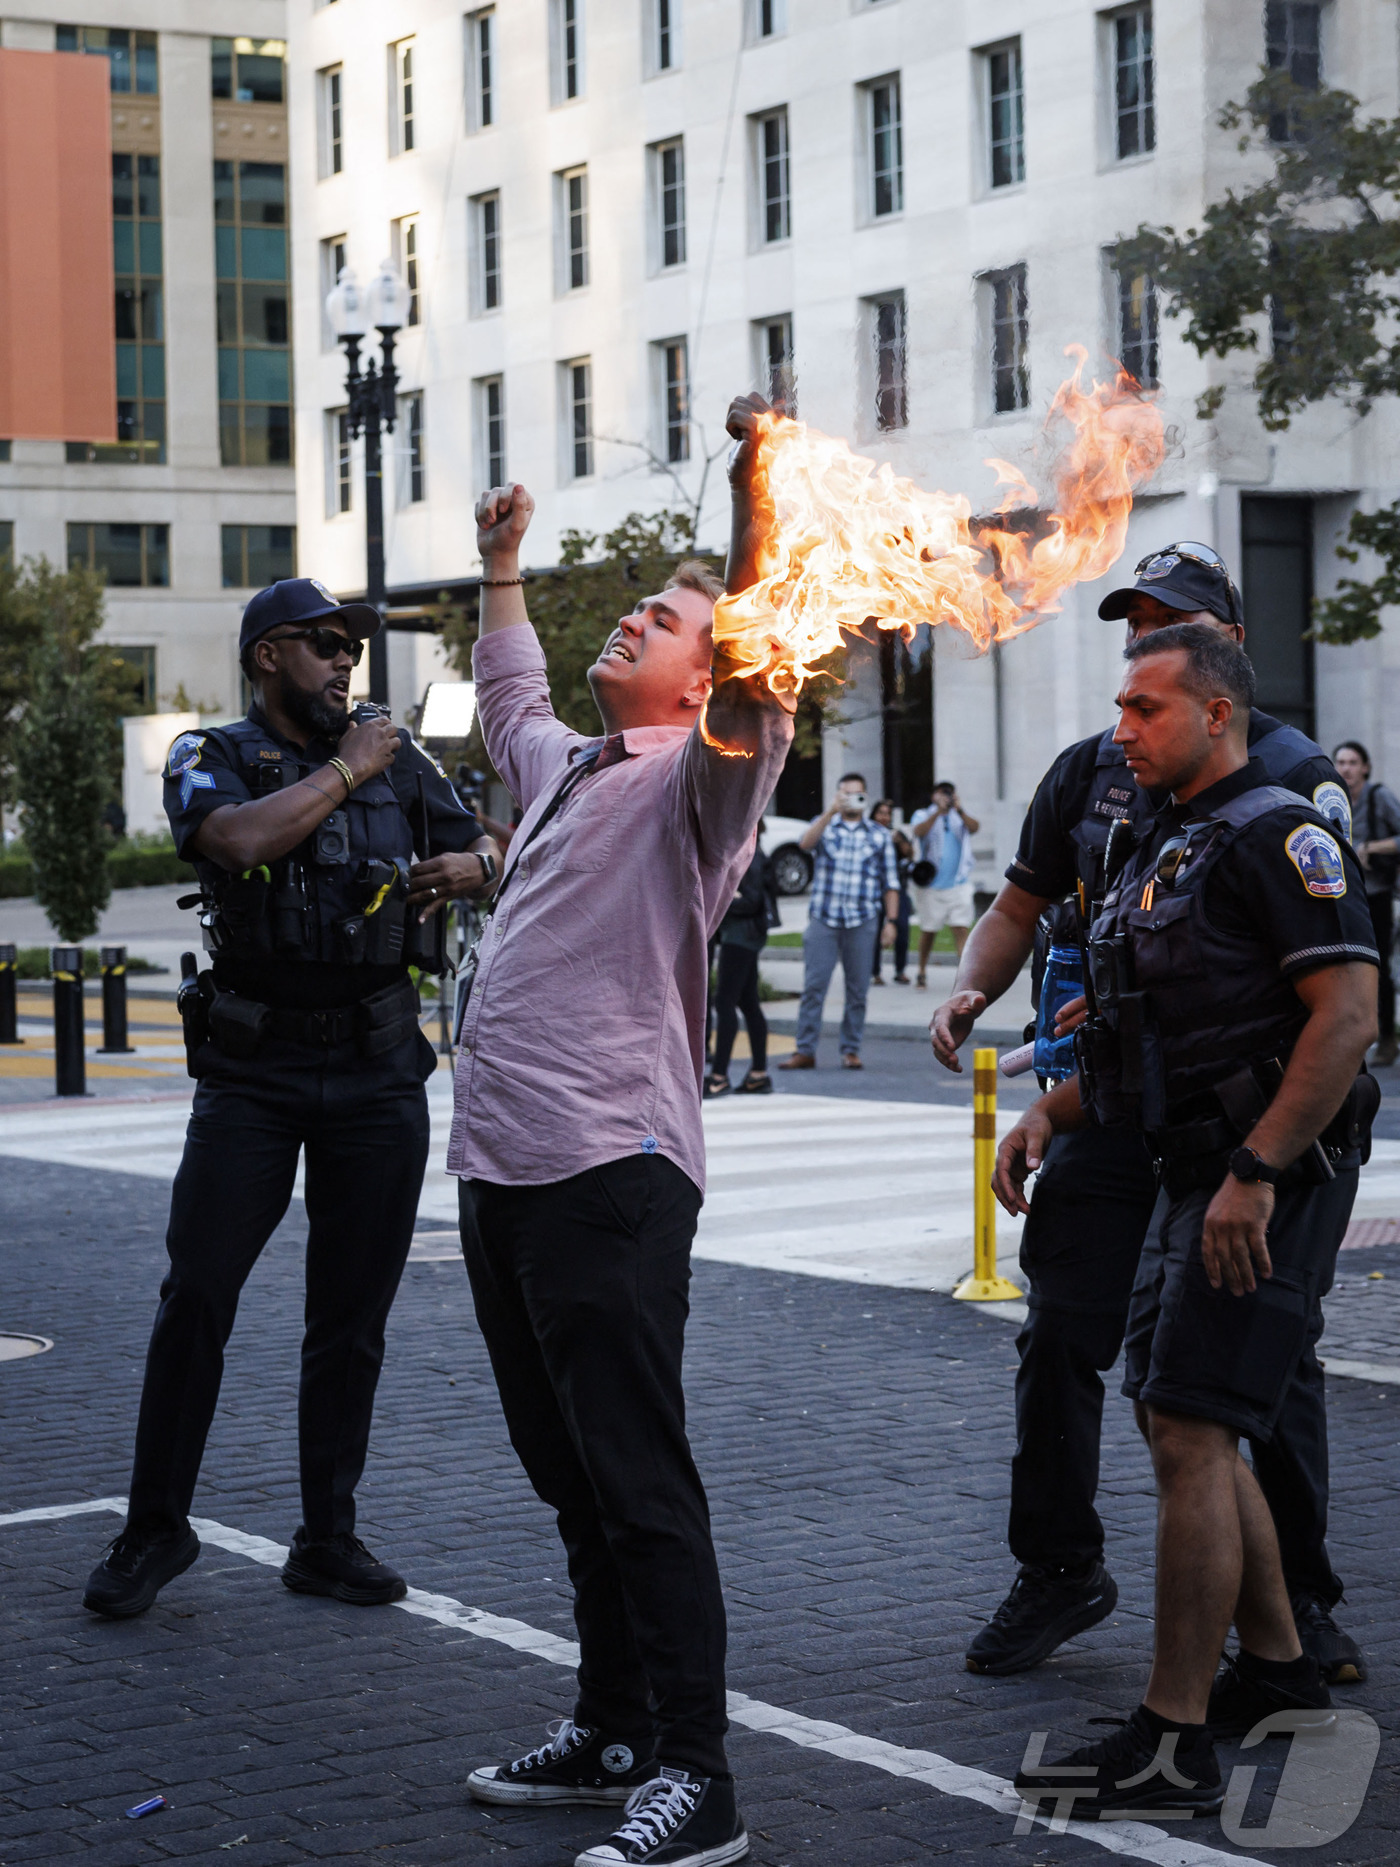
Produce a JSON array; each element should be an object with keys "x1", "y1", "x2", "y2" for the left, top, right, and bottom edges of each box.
[
  {"x1": 1117, "y1": 270, "x2": 1159, "y2": 388},
  {"x1": 320, "y1": 237, "x2": 347, "y2": 348},
  {"x1": 69, "y1": 153, "x2": 165, "y2": 464},
  {"x1": 988, "y1": 265, "x2": 1030, "y2": 414},
  {"x1": 326, "y1": 409, "x2": 352, "y2": 515},
  {"x1": 1111, "y1": 7, "x2": 1154, "y2": 159},
  {"x1": 986, "y1": 41, "x2": 1025, "y2": 188},
  {"x1": 474, "y1": 376, "x2": 506, "y2": 486},
  {"x1": 1266, "y1": 2, "x2": 1321, "y2": 140},
  {"x1": 398, "y1": 393, "x2": 425, "y2": 505},
  {"x1": 221, "y1": 525, "x2": 296, "y2": 588},
  {"x1": 470, "y1": 192, "x2": 502, "y2": 312},
  {"x1": 56, "y1": 25, "x2": 157, "y2": 93},
  {"x1": 551, "y1": 0, "x2": 584, "y2": 104},
  {"x1": 653, "y1": 0, "x2": 677, "y2": 71},
  {"x1": 0, "y1": 521, "x2": 14, "y2": 561},
  {"x1": 67, "y1": 522, "x2": 169, "y2": 587},
  {"x1": 650, "y1": 139, "x2": 686, "y2": 269},
  {"x1": 467, "y1": 9, "x2": 494, "y2": 129},
  {"x1": 557, "y1": 167, "x2": 589, "y2": 292},
  {"x1": 749, "y1": 0, "x2": 786, "y2": 40},
  {"x1": 211, "y1": 38, "x2": 286, "y2": 104},
  {"x1": 110, "y1": 645, "x2": 158, "y2": 708},
  {"x1": 393, "y1": 217, "x2": 421, "y2": 326},
  {"x1": 867, "y1": 293, "x2": 907, "y2": 432},
  {"x1": 755, "y1": 314, "x2": 795, "y2": 412},
  {"x1": 864, "y1": 76, "x2": 903, "y2": 218},
  {"x1": 215, "y1": 160, "x2": 292, "y2": 467},
  {"x1": 653, "y1": 338, "x2": 690, "y2": 463},
  {"x1": 392, "y1": 39, "x2": 416, "y2": 154},
  {"x1": 754, "y1": 108, "x2": 790, "y2": 245},
  {"x1": 319, "y1": 67, "x2": 343, "y2": 177},
  {"x1": 563, "y1": 358, "x2": 593, "y2": 479}
]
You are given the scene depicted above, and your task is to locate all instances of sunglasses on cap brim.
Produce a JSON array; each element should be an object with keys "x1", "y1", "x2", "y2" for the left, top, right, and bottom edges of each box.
[
  {"x1": 1134, "y1": 540, "x2": 1228, "y2": 577},
  {"x1": 264, "y1": 626, "x2": 365, "y2": 665}
]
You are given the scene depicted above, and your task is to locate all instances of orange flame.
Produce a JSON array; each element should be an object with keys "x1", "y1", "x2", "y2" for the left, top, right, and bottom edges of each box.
[{"x1": 711, "y1": 348, "x2": 1165, "y2": 716}]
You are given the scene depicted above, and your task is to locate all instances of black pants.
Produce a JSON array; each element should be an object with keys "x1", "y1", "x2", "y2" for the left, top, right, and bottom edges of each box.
[
  {"x1": 712, "y1": 943, "x2": 767, "y2": 1077},
  {"x1": 126, "y1": 1027, "x2": 434, "y2": 1541},
  {"x1": 1367, "y1": 890, "x2": 1395, "y2": 1040},
  {"x1": 1012, "y1": 1124, "x2": 1343, "y2": 1604},
  {"x1": 874, "y1": 891, "x2": 911, "y2": 979},
  {"x1": 460, "y1": 1156, "x2": 729, "y2": 1778}
]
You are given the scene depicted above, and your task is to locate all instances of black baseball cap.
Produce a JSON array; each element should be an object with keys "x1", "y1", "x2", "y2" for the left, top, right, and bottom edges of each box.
[
  {"x1": 238, "y1": 577, "x2": 382, "y2": 653},
  {"x1": 1098, "y1": 542, "x2": 1244, "y2": 629}
]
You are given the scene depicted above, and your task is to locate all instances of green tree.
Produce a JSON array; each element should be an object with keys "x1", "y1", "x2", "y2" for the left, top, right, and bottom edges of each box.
[{"x1": 1116, "y1": 70, "x2": 1400, "y2": 642}]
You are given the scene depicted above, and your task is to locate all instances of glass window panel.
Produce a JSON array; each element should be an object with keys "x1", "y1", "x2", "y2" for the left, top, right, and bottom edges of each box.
[
  {"x1": 111, "y1": 222, "x2": 134, "y2": 273},
  {"x1": 97, "y1": 523, "x2": 145, "y2": 585},
  {"x1": 115, "y1": 345, "x2": 139, "y2": 397},
  {"x1": 216, "y1": 283, "x2": 239, "y2": 345},
  {"x1": 139, "y1": 345, "x2": 165, "y2": 399},
  {"x1": 220, "y1": 407, "x2": 242, "y2": 466},
  {"x1": 213, "y1": 161, "x2": 236, "y2": 221},
  {"x1": 253, "y1": 526, "x2": 296, "y2": 584},
  {"x1": 142, "y1": 403, "x2": 165, "y2": 451},
  {"x1": 65, "y1": 522, "x2": 87, "y2": 567},
  {"x1": 212, "y1": 37, "x2": 233, "y2": 99},
  {"x1": 215, "y1": 226, "x2": 238, "y2": 279},
  {"x1": 115, "y1": 286, "x2": 138, "y2": 342},
  {"x1": 138, "y1": 222, "x2": 162, "y2": 275},
  {"x1": 145, "y1": 525, "x2": 170, "y2": 586},
  {"x1": 238, "y1": 52, "x2": 284, "y2": 104},
  {"x1": 218, "y1": 350, "x2": 240, "y2": 400},
  {"x1": 242, "y1": 349, "x2": 290, "y2": 401},
  {"x1": 242, "y1": 282, "x2": 289, "y2": 346},
  {"x1": 137, "y1": 154, "x2": 160, "y2": 217},
  {"x1": 221, "y1": 526, "x2": 243, "y2": 586},
  {"x1": 240, "y1": 228, "x2": 287, "y2": 281},
  {"x1": 134, "y1": 34, "x2": 157, "y2": 94},
  {"x1": 989, "y1": 43, "x2": 1025, "y2": 187},
  {"x1": 111, "y1": 152, "x2": 134, "y2": 218},
  {"x1": 239, "y1": 162, "x2": 286, "y2": 223},
  {"x1": 140, "y1": 282, "x2": 163, "y2": 341}
]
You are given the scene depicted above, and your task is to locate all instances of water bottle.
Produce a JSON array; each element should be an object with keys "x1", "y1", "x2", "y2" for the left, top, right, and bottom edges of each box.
[{"x1": 1033, "y1": 943, "x2": 1083, "y2": 1083}]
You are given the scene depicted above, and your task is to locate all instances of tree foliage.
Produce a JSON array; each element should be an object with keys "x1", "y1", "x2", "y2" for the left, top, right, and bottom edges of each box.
[
  {"x1": 437, "y1": 508, "x2": 843, "y2": 755},
  {"x1": 1116, "y1": 71, "x2": 1400, "y2": 641},
  {"x1": 2, "y1": 556, "x2": 143, "y2": 940}
]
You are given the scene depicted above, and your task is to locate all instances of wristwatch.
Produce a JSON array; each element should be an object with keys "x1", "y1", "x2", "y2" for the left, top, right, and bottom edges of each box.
[{"x1": 1228, "y1": 1145, "x2": 1281, "y2": 1187}]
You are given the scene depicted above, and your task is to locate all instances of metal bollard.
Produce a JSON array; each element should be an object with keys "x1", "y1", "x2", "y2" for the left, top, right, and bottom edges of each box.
[
  {"x1": 953, "y1": 1045, "x2": 1022, "y2": 1301},
  {"x1": 51, "y1": 946, "x2": 86, "y2": 1097},
  {"x1": 98, "y1": 945, "x2": 135, "y2": 1053},
  {"x1": 0, "y1": 943, "x2": 21, "y2": 1044}
]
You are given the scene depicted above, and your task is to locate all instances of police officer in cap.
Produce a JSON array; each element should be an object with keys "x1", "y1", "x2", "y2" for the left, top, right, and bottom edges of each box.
[
  {"x1": 930, "y1": 541, "x2": 1366, "y2": 1684},
  {"x1": 84, "y1": 579, "x2": 500, "y2": 1617},
  {"x1": 1003, "y1": 623, "x2": 1378, "y2": 1818}
]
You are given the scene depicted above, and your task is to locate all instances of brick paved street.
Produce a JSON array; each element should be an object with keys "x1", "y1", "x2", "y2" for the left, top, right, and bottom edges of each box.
[{"x1": 3, "y1": 1100, "x2": 1399, "y2": 1867}]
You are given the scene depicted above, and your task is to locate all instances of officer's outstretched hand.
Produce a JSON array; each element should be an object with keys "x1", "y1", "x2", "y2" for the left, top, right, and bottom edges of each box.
[
  {"x1": 1202, "y1": 1177, "x2": 1275, "y2": 1296},
  {"x1": 930, "y1": 990, "x2": 986, "y2": 1071},
  {"x1": 992, "y1": 1106, "x2": 1054, "y2": 1216},
  {"x1": 337, "y1": 714, "x2": 400, "y2": 786}
]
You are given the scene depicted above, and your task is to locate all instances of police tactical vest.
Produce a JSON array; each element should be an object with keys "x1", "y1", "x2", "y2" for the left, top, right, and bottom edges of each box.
[
  {"x1": 192, "y1": 716, "x2": 430, "y2": 971},
  {"x1": 1084, "y1": 784, "x2": 1323, "y2": 1130}
]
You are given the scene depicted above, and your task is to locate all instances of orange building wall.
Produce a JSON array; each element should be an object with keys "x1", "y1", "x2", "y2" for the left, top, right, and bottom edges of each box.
[{"x1": 0, "y1": 48, "x2": 117, "y2": 442}]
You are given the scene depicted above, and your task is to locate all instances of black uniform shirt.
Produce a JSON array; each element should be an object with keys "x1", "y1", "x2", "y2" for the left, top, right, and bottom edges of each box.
[
  {"x1": 1007, "y1": 711, "x2": 1345, "y2": 903},
  {"x1": 1144, "y1": 759, "x2": 1379, "y2": 982}
]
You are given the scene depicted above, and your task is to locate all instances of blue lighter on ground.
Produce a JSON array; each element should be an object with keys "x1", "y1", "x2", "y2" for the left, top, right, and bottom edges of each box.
[{"x1": 125, "y1": 1795, "x2": 166, "y2": 1819}]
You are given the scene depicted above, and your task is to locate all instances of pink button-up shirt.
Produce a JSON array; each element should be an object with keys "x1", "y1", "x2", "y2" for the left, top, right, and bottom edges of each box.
[{"x1": 446, "y1": 621, "x2": 793, "y2": 1193}]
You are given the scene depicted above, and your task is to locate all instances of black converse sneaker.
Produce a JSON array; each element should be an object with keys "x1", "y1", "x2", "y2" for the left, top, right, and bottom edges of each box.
[
  {"x1": 1014, "y1": 1706, "x2": 1223, "y2": 1822},
  {"x1": 468, "y1": 1720, "x2": 657, "y2": 1806},
  {"x1": 575, "y1": 1767, "x2": 748, "y2": 1866},
  {"x1": 965, "y1": 1561, "x2": 1118, "y2": 1674}
]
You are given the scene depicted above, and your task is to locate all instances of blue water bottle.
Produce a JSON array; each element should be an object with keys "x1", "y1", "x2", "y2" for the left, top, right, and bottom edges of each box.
[{"x1": 1033, "y1": 943, "x2": 1083, "y2": 1083}]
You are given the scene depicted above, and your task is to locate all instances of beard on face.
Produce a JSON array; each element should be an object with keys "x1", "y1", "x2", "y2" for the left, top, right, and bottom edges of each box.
[{"x1": 280, "y1": 668, "x2": 351, "y2": 741}]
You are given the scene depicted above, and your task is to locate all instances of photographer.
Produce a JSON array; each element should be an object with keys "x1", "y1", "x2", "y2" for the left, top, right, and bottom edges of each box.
[
  {"x1": 83, "y1": 579, "x2": 500, "y2": 1620},
  {"x1": 457, "y1": 397, "x2": 793, "y2": 1867}
]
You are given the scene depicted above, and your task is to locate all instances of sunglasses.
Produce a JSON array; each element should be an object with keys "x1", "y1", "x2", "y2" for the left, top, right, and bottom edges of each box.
[
  {"x1": 267, "y1": 626, "x2": 364, "y2": 665},
  {"x1": 1134, "y1": 540, "x2": 1228, "y2": 577}
]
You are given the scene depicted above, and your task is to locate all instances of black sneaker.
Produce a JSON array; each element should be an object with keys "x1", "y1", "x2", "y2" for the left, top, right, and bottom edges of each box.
[
  {"x1": 965, "y1": 1561, "x2": 1118, "y2": 1674},
  {"x1": 83, "y1": 1521, "x2": 200, "y2": 1618},
  {"x1": 1292, "y1": 1593, "x2": 1368, "y2": 1685},
  {"x1": 575, "y1": 1768, "x2": 748, "y2": 1866},
  {"x1": 280, "y1": 1527, "x2": 407, "y2": 1605},
  {"x1": 1207, "y1": 1650, "x2": 1334, "y2": 1739},
  {"x1": 468, "y1": 1720, "x2": 657, "y2": 1806},
  {"x1": 1014, "y1": 1706, "x2": 1223, "y2": 1822}
]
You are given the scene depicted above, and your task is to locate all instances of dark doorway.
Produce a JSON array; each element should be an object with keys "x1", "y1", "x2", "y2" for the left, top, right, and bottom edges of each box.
[
  {"x1": 1240, "y1": 495, "x2": 1314, "y2": 735},
  {"x1": 773, "y1": 694, "x2": 825, "y2": 819},
  {"x1": 880, "y1": 624, "x2": 934, "y2": 814}
]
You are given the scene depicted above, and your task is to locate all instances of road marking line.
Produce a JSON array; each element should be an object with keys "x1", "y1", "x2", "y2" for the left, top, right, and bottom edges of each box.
[
  {"x1": 0, "y1": 1498, "x2": 1271, "y2": 1867},
  {"x1": 1320, "y1": 1356, "x2": 1400, "y2": 1387}
]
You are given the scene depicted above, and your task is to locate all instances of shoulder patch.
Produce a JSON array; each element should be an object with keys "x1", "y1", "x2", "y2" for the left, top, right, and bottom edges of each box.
[
  {"x1": 1284, "y1": 823, "x2": 1347, "y2": 899},
  {"x1": 166, "y1": 732, "x2": 206, "y2": 778},
  {"x1": 1311, "y1": 780, "x2": 1353, "y2": 838}
]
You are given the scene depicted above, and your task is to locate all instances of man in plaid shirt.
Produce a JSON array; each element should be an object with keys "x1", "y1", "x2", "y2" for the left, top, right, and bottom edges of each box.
[{"x1": 781, "y1": 773, "x2": 900, "y2": 1070}]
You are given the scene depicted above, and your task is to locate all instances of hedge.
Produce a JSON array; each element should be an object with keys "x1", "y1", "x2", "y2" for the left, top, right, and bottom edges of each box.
[{"x1": 0, "y1": 841, "x2": 195, "y2": 899}]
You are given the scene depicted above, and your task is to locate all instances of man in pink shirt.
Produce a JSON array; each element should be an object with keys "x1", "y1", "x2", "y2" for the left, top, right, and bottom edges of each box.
[{"x1": 459, "y1": 397, "x2": 792, "y2": 1867}]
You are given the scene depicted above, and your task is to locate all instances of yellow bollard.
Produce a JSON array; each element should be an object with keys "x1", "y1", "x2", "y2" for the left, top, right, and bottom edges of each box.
[{"x1": 953, "y1": 1046, "x2": 1022, "y2": 1301}]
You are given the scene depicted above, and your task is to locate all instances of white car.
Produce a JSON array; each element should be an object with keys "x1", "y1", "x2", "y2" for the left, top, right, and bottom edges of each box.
[{"x1": 760, "y1": 815, "x2": 815, "y2": 896}]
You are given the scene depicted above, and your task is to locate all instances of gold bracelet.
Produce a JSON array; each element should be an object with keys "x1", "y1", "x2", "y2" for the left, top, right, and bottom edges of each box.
[{"x1": 327, "y1": 755, "x2": 356, "y2": 794}]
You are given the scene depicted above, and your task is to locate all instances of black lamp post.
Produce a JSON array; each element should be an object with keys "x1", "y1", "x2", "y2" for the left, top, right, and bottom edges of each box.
[{"x1": 325, "y1": 261, "x2": 411, "y2": 704}]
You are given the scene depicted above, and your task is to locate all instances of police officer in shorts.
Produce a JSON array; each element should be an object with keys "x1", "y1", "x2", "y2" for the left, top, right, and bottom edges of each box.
[
  {"x1": 84, "y1": 579, "x2": 499, "y2": 1617},
  {"x1": 931, "y1": 543, "x2": 1366, "y2": 1684},
  {"x1": 1002, "y1": 623, "x2": 1377, "y2": 1819}
]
